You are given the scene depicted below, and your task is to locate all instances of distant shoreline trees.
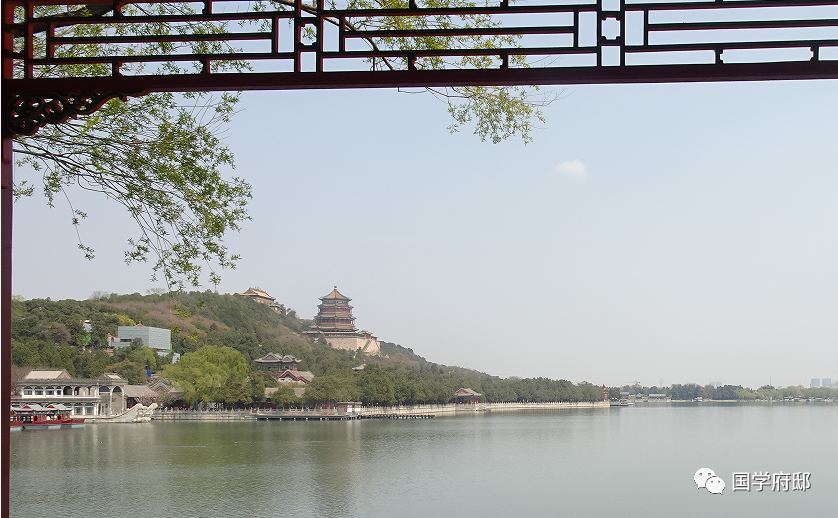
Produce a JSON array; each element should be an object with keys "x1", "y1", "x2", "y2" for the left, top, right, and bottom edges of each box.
[
  {"x1": 10, "y1": 292, "x2": 837, "y2": 407},
  {"x1": 625, "y1": 382, "x2": 836, "y2": 401}
]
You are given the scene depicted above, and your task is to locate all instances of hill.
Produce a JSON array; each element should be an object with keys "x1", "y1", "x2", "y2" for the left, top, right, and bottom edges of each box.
[
  {"x1": 10, "y1": 291, "x2": 608, "y2": 404},
  {"x1": 11, "y1": 290, "x2": 356, "y2": 376}
]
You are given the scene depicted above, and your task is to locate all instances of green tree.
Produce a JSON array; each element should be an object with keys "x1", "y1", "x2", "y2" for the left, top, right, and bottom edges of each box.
[
  {"x1": 89, "y1": 313, "x2": 121, "y2": 347},
  {"x1": 111, "y1": 340, "x2": 164, "y2": 372},
  {"x1": 162, "y1": 345, "x2": 261, "y2": 406},
  {"x1": 10, "y1": 341, "x2": 41, "y2": 368},
  {"x1": 72, "y1": 350, "x2": 113, "y2": 379},
  {"x1": 127, "y1": 345, "x2": 161, "y2": 371},
  {"x1": 714, "y1": 385, "x2": 742, "y2": 401},
  {"x1": 734, "y1": 387, "x2": 757, "y2": 400},
  {"x1": 13, "y1": 3, "x2": 251, "y2": 289},
  {"x1": 14, "y1": 90, "x2": 251, "y2": 289},
  {"x1": 270, "y1": 385, "x2": 301, "y2": 406},
  {"x1": 670, "y1": 383, "x2": 701, "y2": 400},
  {"x1": 358, "y1": 364, "x2": 397, "y2": 406},
  {"x1": 105, "y1": 360, "x2": 146, "y2": 384},
  {"x1": 782, "y1": 385, "x2": 803, "y2": 399},
  {"x1": 303, "y1": 373, "x2": 360, "y2": 404}
]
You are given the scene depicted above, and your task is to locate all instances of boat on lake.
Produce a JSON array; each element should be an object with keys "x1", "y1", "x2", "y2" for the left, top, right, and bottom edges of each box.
[{"x1": 10, "y1": 403, "x2": 85, "y2": 430}]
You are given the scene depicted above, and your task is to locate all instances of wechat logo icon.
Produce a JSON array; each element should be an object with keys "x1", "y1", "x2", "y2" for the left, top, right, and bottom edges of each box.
[{"x1": 694, "y1": 468, "x2": 725, "y2": 495}]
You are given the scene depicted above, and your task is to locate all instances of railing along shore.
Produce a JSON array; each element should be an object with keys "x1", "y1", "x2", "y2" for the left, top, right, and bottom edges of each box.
[
  {"x1": 151, "y1": 401, "x2": 610, "y2": 420},
  {"x1": 154, "y1": 408, "x2": 257, "y2": 421},
  {"x1": 361, "y1": 401, "x2": 609, "y2": 415}
]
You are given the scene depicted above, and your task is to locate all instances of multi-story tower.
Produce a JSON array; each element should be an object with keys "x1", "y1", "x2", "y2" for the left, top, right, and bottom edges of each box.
[
  {"x1": 313, "y1": 287, "x2": 357, "y2": 334},
  {"x1": 303, "y1": 286, "x2": 380, "y2": 355}
]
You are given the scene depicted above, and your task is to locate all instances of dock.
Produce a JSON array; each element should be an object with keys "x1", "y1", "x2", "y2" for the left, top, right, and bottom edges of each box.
[
  {"x1": 255, "y1": 413, "x2": 358, "y2": 421},
  {"x1": 359, "y1": 413, "x2": 434, "y2": 419},
  {"x1": 254, "y1": 411, "x2": 435, "y2": 421},
  {"x1": 154, "y1": 409, "x2": 253, "y2": 421}
]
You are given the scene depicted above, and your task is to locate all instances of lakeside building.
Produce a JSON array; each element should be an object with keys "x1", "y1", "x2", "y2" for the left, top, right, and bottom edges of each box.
[
  {"x1": 147, "y1": 375, "x2": 179, "y2": 398},
  {"x1": 277, "y1": 370, "x2": 314, "y2": 384},
  {"x1": 12, "y1": 369, "x2": 128, "y2": 416},
  {"x1": 239, "y1": 287, "x2": 285, "y2": 314},
  {"x1": 255, "y1": 352, "x2": 315, "y2": 385},
  {"x1": 302, "y1": 286, "x2": 381, "y2": 356},
  {"x1": 109, "y1": 323, "x2": 177, "y2": 359},
  {"x1": 124, "y1": 385, "x2": 162, "y2": 407},
  {"x1": 255, "y1": 352, "x2": 300, "y2": 372},
  {"x1": 453, "y1": 388, "x2": 481, "y2": 405}
]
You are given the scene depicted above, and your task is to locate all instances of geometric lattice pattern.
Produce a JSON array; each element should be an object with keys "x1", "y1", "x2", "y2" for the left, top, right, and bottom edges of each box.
[{"x1": 5, "y1": 0, "x2": 838, "y2": 133}]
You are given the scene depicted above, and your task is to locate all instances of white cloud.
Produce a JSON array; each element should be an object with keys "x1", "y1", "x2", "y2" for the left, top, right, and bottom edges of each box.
[{"x1": 555, "y1": 159, "x2": 587, "y2": 177}]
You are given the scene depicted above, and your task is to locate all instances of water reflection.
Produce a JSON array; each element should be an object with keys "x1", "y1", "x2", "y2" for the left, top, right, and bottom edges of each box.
[{"x1": 10, "y1": 405, "x2": 838, "y2": 518}]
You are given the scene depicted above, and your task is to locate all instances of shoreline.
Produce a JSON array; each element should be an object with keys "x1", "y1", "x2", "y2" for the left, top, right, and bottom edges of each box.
[
  {"x1": 369, "y1": 401, "x2": 611, "y2": 416},
  {"x1": 113, "y1": 399, "x2": 835, "y2": 422},
  {"x1": 150, "y1": 401, "x2": 611, "y2": 421}
]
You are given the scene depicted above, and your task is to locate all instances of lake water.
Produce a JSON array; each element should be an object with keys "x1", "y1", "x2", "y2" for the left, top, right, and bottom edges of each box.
[{"x1": 10, "y1": 403, "x2": 837, "y2": 517}]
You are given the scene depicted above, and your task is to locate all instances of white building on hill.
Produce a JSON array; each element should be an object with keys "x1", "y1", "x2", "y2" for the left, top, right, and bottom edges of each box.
[{"x1": 110, "y1": 323, "x2": 175, "y2": 358}]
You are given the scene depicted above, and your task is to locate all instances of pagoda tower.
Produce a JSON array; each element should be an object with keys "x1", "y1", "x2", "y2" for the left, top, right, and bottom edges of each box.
[
  {"x1": 313, "y1": 286, "x2": 357, "y2": 334},
  {"x1": 303, "y1": 286, "x2": 380, "y2": 356}
]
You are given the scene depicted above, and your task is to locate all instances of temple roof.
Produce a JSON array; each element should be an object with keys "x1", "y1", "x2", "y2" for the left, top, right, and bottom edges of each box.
[
  {"x1": 22, "y1": 369, "x2": 71, "y2": 380},
  {"x1": 15, "y1": 371, "x2": 126, "y2": 386},
  {"x1": 147, "y1": 376, "x2": 175, "y2": 393},
  {"x1": 255, "y1": 352, "x2": 300, "y2": 364},
  {"x1": 240, "y1": 287, "x2": 275, "y2": 300},
  {"x1": 124, "y1": 385, "x2": 160, "y2": 399},
  {"x1": 320, "y1": 286, "x2": 351, "y2": 301},
  {"x1": 278, "y1": 370, "x2": 314, "y2": 383}
]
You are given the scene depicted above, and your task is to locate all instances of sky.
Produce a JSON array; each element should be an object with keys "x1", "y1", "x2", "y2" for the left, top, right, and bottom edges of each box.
[{"x1": 10, "y1": 79, "x2": 838, "y2": 389}]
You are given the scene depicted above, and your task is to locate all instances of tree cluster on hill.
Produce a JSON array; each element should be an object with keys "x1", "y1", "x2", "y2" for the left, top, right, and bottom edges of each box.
[
  {"x1": 13, "y1": 292, "x2": 836, "y2": 407},
  {"x1": 10, "y1": 296, "x2": 169, "y2": 380},
  {"x1": 10, "y1": 291, "x2": 354, "y2": 379},
  {"x1": 11, "y1": 291, "x2": 607, "y2": 407}
]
